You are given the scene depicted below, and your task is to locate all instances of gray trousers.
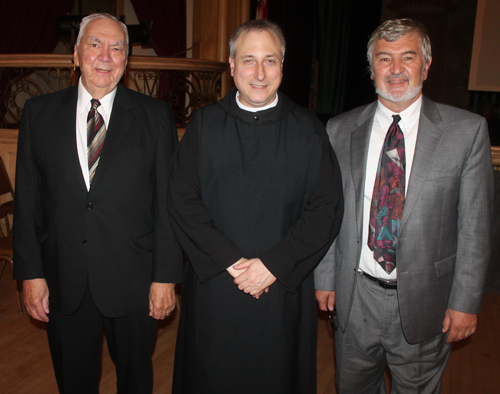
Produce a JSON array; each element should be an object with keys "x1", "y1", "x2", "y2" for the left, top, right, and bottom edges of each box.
[{"x1": 335, "y1": 273, "x2": 452, "y2": 394}]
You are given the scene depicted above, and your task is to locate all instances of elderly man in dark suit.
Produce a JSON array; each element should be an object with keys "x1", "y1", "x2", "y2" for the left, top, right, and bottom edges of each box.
[
  {"x1": 13, "y1": 13, "x2": 182, "y2": 394},
  {"x1": 315, "y1": 19, "x2": 493, "y2": 393}
]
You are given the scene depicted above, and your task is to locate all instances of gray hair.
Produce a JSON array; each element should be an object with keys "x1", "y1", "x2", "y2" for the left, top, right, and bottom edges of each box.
[
  {"x1": 76, "y1": 13, "x2": 129, "y2": 56},
  {"x1": 229, "y1": 19, "x2": 286, "y2": 59},
  {"x1": 367, "y1": 18, "x2": 432, "y2": 68}
]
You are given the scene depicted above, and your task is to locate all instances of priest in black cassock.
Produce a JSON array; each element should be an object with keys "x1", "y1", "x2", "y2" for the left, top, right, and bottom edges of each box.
[{"x1": 168, "y1": 19, "x2": 344, "y2": 394}]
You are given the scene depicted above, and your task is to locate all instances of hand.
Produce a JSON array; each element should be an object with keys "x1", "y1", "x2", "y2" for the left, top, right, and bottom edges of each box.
[
  {"x1": 233, "y1": 258, "x2": 276, "y2": 299},
  {"x1": 149, "y1": 282, "x2": 176, "y2": 320},
  {"x1": 251, "y1": 287, "x2": 270, "y2": 299},
  {"x1": 227, "y1": 257, "x2": 249, "y2": 279},
  {"x1": 315, "y1": 290, "x2": 335, "y2": 312},
  {"x1": 442, "y1": 308, "x2": 477, "y2": 344},
  {"x1": 23, "y1": 278, "x2": 50, "y2": 322}
]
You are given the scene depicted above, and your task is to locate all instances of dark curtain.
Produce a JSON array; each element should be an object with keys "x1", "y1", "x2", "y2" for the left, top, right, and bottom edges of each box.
[
  {"x1": 251, "y1": 0, "x2": 381, "y2": 117},
  {"x1": 313, "y1": 0, "x2": 352, "y2": 115},
  {"x1": 130, "y1": 0, "x2": 186, "y2": 57},
  {"x1": 266, "y1": 0, "x2": 316, "y2": 108},
  {"x1": 315, "y1": 0, "x2": 382, "y2": 118},
  {"x1": 0, "y1": 0, "x2": 75, "y2": 54}
]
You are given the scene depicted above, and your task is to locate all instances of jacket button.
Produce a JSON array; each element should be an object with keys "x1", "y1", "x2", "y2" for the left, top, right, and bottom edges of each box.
[
  {"x1": 83, "y1": 240, "x2": 87, "y2": 246},
  {"x1": 87, "y1": 203, "x2": 93, "y2": 210},
  {"x1": 254, "y1": 115, "x2": 259, "y2": 121}
]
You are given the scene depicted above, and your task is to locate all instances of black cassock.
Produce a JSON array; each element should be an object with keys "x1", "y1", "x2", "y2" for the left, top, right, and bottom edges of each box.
[{"x1": 168, "y1": 88, "x2": 343, "y2": 394}]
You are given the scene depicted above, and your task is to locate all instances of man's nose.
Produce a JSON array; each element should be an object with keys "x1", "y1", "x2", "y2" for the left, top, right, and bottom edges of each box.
[
  {"x1": 98, "y1": 47, "x2": 112, "y2": 62},
  {"x1": 255, "y1": 63, "x2": 265, "y2": 81},
  {"x1": 391, "y1": 58, "x2": 403, "y2": 75}
]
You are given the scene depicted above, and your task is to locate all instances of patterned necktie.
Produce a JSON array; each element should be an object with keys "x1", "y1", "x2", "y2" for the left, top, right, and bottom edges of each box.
[
  {"x1": 87, "y1": 99, "x2": 106, "y2": 184},
  {"x1": 367, "y1": 114, "x2": 405, "y2": 274}
]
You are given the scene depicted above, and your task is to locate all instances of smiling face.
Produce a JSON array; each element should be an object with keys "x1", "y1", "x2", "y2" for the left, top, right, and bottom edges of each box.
[
  {"x1": 229, "y1": 29, "x2": 283, "y2": 108},
  {"x1": 371, "y1": 33, "x2": 431, "y2": 112},
  {"x1": 74, "y1": 18, "x2": 127, "y2": 99}
]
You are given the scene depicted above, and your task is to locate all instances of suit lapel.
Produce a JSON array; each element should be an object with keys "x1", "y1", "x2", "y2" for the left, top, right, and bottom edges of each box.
[
  {"x1": 54, "y1": 86, "x2": 87, "y2": 192},
  {"x1": 351, "y1": 102, "x2": 377, "y2": 236},
  {"x1": 400, "y1": 96, "x2": 443, "y2": 232},
  {"x1": 89, "y1": 85, "x2": 134, "y2": 188}
]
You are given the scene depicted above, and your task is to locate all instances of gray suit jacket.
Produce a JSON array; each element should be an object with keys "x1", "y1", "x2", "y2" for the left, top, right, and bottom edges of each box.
[{"x1": 315, "y1": 96, "x2": 494, "y2": 344}]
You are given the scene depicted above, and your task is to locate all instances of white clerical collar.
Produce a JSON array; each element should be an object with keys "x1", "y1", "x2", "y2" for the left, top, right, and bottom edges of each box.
[
  {"x1": 235, "y1": 91, "x2": 278, "y2": 112},
  {"x1": 376, "y1": 95, "x2": 423, "y2": 133}
]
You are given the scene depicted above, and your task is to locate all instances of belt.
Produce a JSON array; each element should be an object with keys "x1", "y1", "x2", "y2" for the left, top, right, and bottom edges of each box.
[{"x1": 359, "y1": 271, "x2": 397, "y2": 290}]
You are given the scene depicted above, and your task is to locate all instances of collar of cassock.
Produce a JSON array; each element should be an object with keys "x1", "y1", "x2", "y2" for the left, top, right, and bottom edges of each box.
[{"x1": 218, "y1": 87, "x2": 294, "y2": 125}]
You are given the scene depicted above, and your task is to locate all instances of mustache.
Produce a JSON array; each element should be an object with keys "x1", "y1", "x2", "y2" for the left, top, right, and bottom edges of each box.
[{"x1": 385, "y1": 73, "x2": 409, "y2": 82}]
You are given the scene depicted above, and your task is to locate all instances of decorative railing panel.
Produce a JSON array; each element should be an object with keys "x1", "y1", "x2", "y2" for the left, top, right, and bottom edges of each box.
[{"x1": 0, "y1": 54, "x2": 227, "y2": 129}]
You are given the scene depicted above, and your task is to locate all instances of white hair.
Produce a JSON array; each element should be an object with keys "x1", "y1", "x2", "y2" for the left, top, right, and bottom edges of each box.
[{"x1": 76, "y1": 13, "x2": 129, "y2": 56}]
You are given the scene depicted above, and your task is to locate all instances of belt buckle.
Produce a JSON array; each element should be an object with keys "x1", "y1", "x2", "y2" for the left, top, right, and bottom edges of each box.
[
  {"x1": 376, "y1": 277, "x2": 397, "y2": 289},
  {"x1": 377, "y1": 277, "x2": 393, "y2": 286},
  {"x1": 359, "y1": 271, "x2": 397, "y2": 289}
]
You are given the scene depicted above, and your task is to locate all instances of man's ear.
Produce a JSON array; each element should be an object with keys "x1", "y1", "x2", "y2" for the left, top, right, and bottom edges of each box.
[
  {"x1": 74, "y1": 48, "x2": 79, "y2": 67},
  {"x1": 423, "y1": 57, "x2": 432, "y2": 81},
  {"x1": 229, "y1": 56, "x2": 235, "y2": 77}
]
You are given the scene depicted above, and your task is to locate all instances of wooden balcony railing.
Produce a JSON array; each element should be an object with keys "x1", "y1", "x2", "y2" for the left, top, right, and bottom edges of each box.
[
  {"x1": 492, "y1": 146, "x2": 500, "y2": 170},
  {"x1": 0, "y1": 54, "x2": 227, "y2": 130}
]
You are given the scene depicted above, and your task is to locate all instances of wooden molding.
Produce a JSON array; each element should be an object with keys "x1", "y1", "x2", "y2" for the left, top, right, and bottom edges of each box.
[{"x1": 0, "y1": 54, "x2": 227, "y2": 72}]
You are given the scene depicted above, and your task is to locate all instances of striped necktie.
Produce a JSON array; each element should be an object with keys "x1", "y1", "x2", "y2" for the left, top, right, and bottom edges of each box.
[{"x1": 87, "y1": 99, "x2": 106, "y2": 184}]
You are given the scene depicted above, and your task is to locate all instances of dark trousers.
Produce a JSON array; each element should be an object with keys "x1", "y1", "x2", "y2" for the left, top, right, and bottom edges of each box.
[{"x1": 46, "y1": 283, "x2": 157, "y2": 394}]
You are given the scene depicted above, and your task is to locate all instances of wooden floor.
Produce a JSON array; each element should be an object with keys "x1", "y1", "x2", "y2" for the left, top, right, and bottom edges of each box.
[{"x1": 1, "y1": 263, "x2": 499, "y2": 394}]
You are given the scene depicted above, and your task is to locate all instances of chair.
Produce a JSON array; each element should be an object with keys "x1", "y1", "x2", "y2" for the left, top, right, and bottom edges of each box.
[
  {"x1": 0, "y1": 236, "x2": 22, "y2": 313},
  {"x1": 0, "y1": 156, "x2": 22, "y2": 313},
  {"x1": 0, "y1": 156, "x2": 14, "y2": 236}
]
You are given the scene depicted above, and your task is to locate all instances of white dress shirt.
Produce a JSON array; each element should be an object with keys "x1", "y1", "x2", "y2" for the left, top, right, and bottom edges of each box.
[
  {"x1": 76, "y1": 79, "x2": 117, "y2": 191},
  {"x1": 358, "y1": 95, "x2": 423, "y2": 280}
]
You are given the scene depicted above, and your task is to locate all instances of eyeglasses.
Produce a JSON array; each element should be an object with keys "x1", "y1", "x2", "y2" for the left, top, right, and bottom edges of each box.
[{"x1": 327, "y1": 308, "x2": 337, "y2": 331}]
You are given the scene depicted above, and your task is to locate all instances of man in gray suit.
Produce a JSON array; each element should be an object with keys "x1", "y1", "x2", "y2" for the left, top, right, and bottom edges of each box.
[{"x1": 315, "y1": 18, "x2": 493, "y2": 393}]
